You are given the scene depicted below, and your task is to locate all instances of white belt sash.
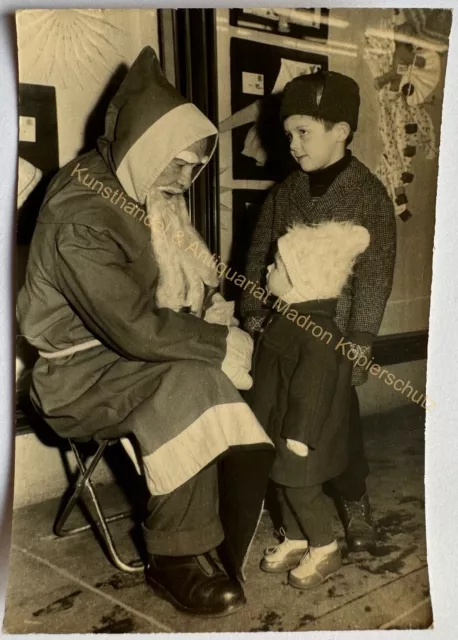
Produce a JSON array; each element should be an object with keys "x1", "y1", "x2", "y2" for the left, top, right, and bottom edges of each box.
[{"x1": 38, "y1": 339, "x2": 102, "y2": 359}]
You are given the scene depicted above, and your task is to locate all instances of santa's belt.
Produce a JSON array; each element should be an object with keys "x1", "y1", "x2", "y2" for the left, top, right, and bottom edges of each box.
[{"x1": 38, "y1": 339, "x2": 102, "y2": 359}]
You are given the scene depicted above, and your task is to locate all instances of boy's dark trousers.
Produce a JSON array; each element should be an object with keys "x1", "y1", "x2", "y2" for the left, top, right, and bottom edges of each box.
[
  {"x1": 329, "y1": 387, "x2": 376, "y2": 552},
  {"x1": 331, "y1": 387, "x2": 369, "y2": 501}
]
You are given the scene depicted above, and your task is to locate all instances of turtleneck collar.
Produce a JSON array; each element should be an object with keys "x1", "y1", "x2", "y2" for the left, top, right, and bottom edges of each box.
[{"x1": 308, "y1": 150, "x2": 352, "y2": 198}]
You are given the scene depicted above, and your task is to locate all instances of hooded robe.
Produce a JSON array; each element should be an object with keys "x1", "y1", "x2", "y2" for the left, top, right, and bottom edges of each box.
[{"x1": 17, "y1": 47, "x2": 273, "y2": 578}]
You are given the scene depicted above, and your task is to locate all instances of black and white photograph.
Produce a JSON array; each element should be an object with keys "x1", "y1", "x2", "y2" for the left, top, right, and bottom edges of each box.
[{"x1": 6, "y1": 6, "x2": 453, "y2": 634}]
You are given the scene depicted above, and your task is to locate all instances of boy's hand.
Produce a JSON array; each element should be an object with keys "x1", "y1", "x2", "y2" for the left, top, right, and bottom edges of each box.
[
  {"x1": 350, "y1": 346, "x2": 372, "y2": 385},
  {"x1": 245, "y1": 315, "x2": 265, "y2": 337},
  {"x1": 286, "y1": 439, "x2": 309, "y2": 457},
  {"x1": 348, "y1": 331, "x2": 374, "y2": 387}
]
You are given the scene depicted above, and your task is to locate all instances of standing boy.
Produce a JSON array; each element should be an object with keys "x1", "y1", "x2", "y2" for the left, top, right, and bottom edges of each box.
[{"x1": 241, "y1": 71, "x2": 397, "y2": 553}]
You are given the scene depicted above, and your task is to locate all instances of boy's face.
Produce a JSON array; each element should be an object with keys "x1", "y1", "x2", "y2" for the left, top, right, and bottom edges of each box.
[
  {"x1": 284, "y1": 115, "x2": 346, "y2": 172},
  {"x1": 266, "y1": 253, "x2": 292, "y2": 298}
]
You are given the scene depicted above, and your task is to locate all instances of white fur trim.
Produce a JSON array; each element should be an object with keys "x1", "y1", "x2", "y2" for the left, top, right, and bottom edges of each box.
[
  {"x1": 116, "y1": 103, "x2": 217, "y2": 204},
  {"x1": 278, "y1": 221, "x2": 370, "y2": 302},
  {"x1": 120, "y1": 437, "x2": 143, "y2": 476},
  {"x1": 141, "y1": 402, "x2": 273, "y2": 495}
]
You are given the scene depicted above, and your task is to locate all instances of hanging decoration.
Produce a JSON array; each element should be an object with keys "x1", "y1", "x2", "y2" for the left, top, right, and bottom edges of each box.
[
  {"x1": 399, "y1": 48, "x2": 441, "y2": 107},
  {"x1": 363, "y1": 10, "x2": 447, "y2": 221}
]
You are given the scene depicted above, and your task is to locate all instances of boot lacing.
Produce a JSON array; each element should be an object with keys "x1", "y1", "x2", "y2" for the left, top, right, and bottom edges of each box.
[
  {"x1": 264, "y1": 528, "x2": 308, "y2": 556},
  {"x1": 343, "y1": 495, "x2": 373, "y2": 527}
]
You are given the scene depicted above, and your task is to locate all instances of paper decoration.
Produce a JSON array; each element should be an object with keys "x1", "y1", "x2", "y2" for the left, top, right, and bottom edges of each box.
[
  {"x1": 19, "y1": 116, "x2": 36, "y2": 143},
  {"x1": 17, "y1": 9, "x2": 124, "y2": 89},
  {"x1": 402, "y1": 8, "x2": 452, "y2": 48},
  {"x1": 363, "y1": 11, "x2": 440, "y2": 221},
  {"x1": 400, "y1": 49, "x2": 441, "y2": 107},
  {"x1": 242, "y1": 72, "x2": 265, "y2": 96},
  {"x1": 399, "y1": 209, "x2": 413, "y2": 222},
  {"x1": 271, "y1": 59, "x2": 323, "y2": 94}
]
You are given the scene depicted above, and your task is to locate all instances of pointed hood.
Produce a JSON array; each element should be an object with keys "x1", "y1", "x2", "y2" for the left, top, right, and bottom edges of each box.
[{"x1": 97, "y1": 46, "x2": 218, "y2": 204}]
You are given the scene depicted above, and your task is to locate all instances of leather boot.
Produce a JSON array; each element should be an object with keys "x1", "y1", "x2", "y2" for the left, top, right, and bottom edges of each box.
[
  {"x1": 339, "y1": 494, "x2": 377, "y2": 554},
  {"x1": 145, "y1": 553, "x2": 246, "y2": 617}
]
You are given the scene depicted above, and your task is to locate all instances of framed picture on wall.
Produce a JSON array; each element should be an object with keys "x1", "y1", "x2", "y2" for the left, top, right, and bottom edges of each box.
[
  {"x1": 229, "y1": 8, "x2": 330, "y2": 41},
  {"x1": 17, "y1": 83, "x2": 59, "y2": 245},
  {"x1": 229, "y1": 37, "x2": 328, "y2": 182}
]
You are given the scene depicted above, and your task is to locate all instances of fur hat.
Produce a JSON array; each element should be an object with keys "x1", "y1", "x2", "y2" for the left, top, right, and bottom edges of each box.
[
  {"x1": 280, "y1": 71, "x2": 360, "y2": 131},
  {"x1": 277, "y1": 221, "x2": 370, "y2": 303}
]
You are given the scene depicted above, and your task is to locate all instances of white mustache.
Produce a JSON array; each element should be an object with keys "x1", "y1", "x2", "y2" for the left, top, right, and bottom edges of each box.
[{"x1": 157, "y1": 186, "x2": 185, "y2": 195}]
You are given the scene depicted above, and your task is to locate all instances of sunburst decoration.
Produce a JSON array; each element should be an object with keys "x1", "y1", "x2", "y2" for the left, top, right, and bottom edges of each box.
[{"x1": 17, "y1": 9, "x2": 125, "y2": 89}]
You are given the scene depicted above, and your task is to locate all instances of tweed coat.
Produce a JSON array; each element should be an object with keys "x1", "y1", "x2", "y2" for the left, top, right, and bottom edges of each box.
[
  {"x1": 241, "y1": 157, "x2": 397, "y2": 338},
  {"x1": 247, "y1": 299, "x2": 353, "y2": 487}
]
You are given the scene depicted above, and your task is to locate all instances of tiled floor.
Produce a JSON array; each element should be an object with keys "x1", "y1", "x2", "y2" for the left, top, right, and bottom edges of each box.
[{"x1": 3, "y1": 404, "x2": 432, "y2": 633}]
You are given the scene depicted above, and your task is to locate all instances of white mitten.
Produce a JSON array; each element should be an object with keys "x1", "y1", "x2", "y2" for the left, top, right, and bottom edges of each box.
[
  {"x1": 222, "y1": 362, "x2": 253, "y2": 390},
  {"x1": 204, "y1": 293, "x2": 240, "y2": 327},
  {"x1": 221, "y1": 326, "x2": 254, "y2": 390},
  {"x1": 286, "y1": 439, "x2": 309, "y2": 457}
]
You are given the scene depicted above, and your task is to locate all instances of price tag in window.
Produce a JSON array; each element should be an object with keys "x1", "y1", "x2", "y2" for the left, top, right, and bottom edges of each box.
[
  {"x1": 242, "y1": 72, "x2": 264, "y2": 96},
  {"x1": 19, "y1": 115, "x2": 36, "y2": 143}
]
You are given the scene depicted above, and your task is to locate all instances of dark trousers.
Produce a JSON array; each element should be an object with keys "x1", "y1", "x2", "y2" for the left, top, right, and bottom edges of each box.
[
  {"x1": 276, "y1": 484, "x2": 335, "y2": 547},
  {"x1": 275, "y1": 388, "x2": 369, "y2": 546},
  {"x1": 143, "y1": 463, "x2": 224, "y2": 556},
  {"x1": 330, "y1": 387, "x2": 369, "y2": 502}
]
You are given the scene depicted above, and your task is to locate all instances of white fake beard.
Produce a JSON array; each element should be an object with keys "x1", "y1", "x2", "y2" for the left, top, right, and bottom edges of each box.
[{"x1": 145, "y1": 187, "x2": 219, "y2": 315}]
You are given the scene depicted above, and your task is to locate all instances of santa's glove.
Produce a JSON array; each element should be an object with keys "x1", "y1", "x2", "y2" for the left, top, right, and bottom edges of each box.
[
  {"x1": 244, "y1": 315, "x2": 266, "y2": 338},
  {"x1": 347, "y1": 331, "x2": 374, "y2": 387},
  {"x1": 204, "y1": 292, "x2": 240, "y2": 327},
  {"x1": 286, "y1": 440, "x2": 309, "y2": 457},
  {"x1": 221, "y1": 327, "x2": 254, "y2": 390}
]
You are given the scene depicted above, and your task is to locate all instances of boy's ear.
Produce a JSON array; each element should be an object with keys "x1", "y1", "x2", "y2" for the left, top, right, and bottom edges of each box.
[{"x1": 333, "y1": 121, "x2": 351, "y2": 143}]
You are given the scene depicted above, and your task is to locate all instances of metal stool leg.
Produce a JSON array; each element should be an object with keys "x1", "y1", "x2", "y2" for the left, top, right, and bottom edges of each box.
[
  {"x1": 54, "y1": 440, "x2": 144, "y2": 573},
  {"x1": 54, "y1": 441, "x2": 108, "y2": 536}
]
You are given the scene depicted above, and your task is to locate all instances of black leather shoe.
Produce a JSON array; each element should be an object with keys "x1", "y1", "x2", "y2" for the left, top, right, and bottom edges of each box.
[
  {"x1": 145, "y1": 553, "x2": 246, "y2": 617},
  {"x1": 340, "y1": 494, "x2": 377, "y2": 554}
]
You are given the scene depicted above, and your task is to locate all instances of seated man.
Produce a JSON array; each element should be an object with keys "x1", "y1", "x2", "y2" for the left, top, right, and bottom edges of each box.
[{"x1": 17, "y1": 47, "x2": 273, "y2": 618}]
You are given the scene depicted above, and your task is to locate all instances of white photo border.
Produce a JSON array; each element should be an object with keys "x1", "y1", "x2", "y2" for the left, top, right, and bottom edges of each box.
[{"x1": 1, "y1": 1, "x2": 457, "y2": 638}]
